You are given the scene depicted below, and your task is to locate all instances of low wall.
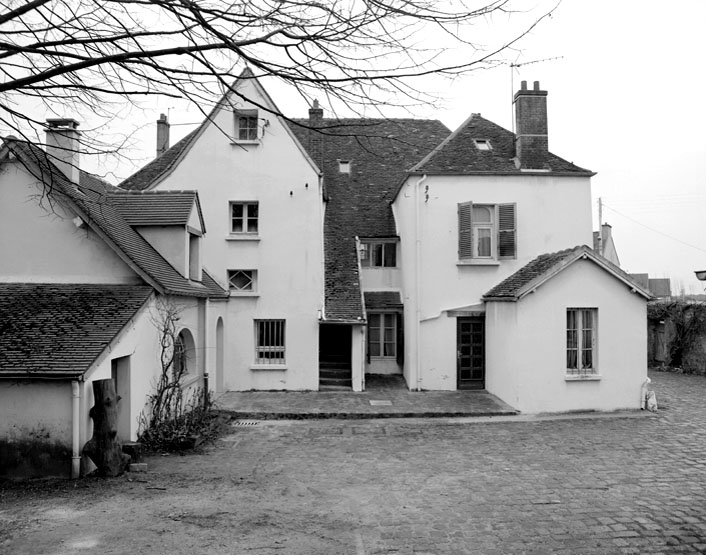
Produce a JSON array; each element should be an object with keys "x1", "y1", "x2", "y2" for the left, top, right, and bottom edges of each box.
[{"x1": 0, "y1": 380, "x2": 72, "y2": 479}]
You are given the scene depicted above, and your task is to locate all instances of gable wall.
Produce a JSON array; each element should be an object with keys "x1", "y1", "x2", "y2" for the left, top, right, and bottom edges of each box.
[
  {"x1": 485, "y1": 259, "x2": 647, "y2": 413},
  {"x1": 0, "y1": 163, "x2": 140, "y2": 284},
  {"x1": 395, "y1": 173, "x2": 592, "y2": 390},
  {"x1": 152, "y1": 81, "x2": 324, "y2": 390}
]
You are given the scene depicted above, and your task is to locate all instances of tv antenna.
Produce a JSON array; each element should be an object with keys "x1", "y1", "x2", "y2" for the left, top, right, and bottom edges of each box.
[{"x1": 509, "y1": 56, "x2": 563, "y2": 133}]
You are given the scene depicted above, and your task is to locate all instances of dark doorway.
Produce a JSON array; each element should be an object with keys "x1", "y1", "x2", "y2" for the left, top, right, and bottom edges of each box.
[
  {"x1": 457, "y1": 317, "x2": 485, "y2": 390},
  {"x1": 319, "y1": 324, "x2": 352, "y2": 388}
]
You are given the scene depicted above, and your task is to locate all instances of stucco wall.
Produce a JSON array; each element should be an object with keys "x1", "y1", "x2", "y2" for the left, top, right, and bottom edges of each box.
[
  {"x1": 485, "y1": 259, "x2": 648, "y2": 413},
  {"x1": 0, "y1": 380, "x2": 73, "y2": 479},
  {"x1": 134, "y1": 226, "x2": 188, "y2": 278},
  {"x1": 0, "y1": 163, "x2": 139, "y2": 284},
  {"x1": 394, "y1": 173, "x2": 593, "y2": 391},
  {"x1": 152, "y1": 80, "x2": 324, "y2": 391}
]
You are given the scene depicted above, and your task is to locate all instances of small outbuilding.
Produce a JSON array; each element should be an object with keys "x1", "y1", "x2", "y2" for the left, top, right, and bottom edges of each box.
[{"x1": 482, "y1": 245, "x2": 652, "y2": 414}]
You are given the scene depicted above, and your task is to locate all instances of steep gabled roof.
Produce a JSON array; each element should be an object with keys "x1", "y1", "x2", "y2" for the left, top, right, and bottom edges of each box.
[
  {"x1": 482, "y1": 245, "x2": 652, "y2": 302},
  {"x1": 408, "y1": 113, "x2": 594, "y2": 177},
  {"x1": 120, "y1": 68, "x2": 319, "y2": 192},
  {"x1": 290, "y1": 118, "x2": 449, "y2": 321},
  {"x1": 108, "y1": 190, "x2": 205, "y2": 231},
  {"x1": 119, "y1": 130, "x2": 198, "y2": 191},
  {"x1": 0, "y1": 284, "x2": 153, "y2": 378},
  {"x1": 2, "y1": 138, "x2": 226, "y2": 299}
]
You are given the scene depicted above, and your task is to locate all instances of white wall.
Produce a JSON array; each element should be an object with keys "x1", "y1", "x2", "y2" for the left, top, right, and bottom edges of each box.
[
  {"x1": 0, "y1": 380, "x2": 73, "y2": 478},
  {"x1": 134, "y1": 226, "x2": 188, "y2": 278},
  {"x1": 485, "y1": 259, "x2": 647, "y2": 413},
  {"x1": 0, "y1": 163, "x2": 139, "y2": 284},
  {"x1": 394, "y1": 173, "x2": 593, "y2": 390},
  {"x1": 152, "y1": 80, "x2": 324, "y2": 391}
]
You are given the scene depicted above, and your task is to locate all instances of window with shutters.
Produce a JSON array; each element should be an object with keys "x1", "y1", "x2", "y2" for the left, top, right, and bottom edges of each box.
[
  {"x1": 458, "y1": 202, "x2": 516, "y2": 262},
  {"x1": 566, "y1": 308, "x2": 597, "y2": 375}
]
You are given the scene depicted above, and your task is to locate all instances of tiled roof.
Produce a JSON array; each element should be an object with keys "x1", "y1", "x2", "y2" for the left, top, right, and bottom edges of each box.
[
  {"x1": 3, "y1": 139, "x2": 225, "y2": 298},
  {"x1": 482, "y1": 245, "x2": 652, "y2": 301},
  {"x1": 108, "y1": 190, "x2": 204, "y2": 230},
  {"x1": 364, "y1": 291, "x2": 403, "y2": 310},
  {"x1": 290, "y1": 118, "x2": 449, "y2": 321},
  {"x1": 0, "y1": 284, "x2": 152, "y2": 378},
  {"x1": 410, "y1": 114, "x2": 593, "y2": 176},
  {"x1": 119, "y1": 130, "x2": 198, "y2": 191}
]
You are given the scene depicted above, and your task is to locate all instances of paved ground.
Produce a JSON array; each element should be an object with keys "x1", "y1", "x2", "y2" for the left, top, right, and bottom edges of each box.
[
  {"x1": 214, "y1": 374, "x2": 519, "y2": 418},
  {"x1": 2, "y1": 370, "x2": 706, "y2": 554}
]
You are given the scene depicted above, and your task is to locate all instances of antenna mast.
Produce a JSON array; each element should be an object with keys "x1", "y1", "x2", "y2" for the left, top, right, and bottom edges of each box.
[{"x1": 509, "y1": 56, "x2": 564, "y2": 133}]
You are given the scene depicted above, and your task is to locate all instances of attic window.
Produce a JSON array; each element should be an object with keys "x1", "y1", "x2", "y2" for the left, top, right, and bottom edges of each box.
[
  {"x1": 235, "y1": 109, "x2": 259, "y2": 142},
  {"x1": 473, "y1": 139, "x2": 492, "y2": 151},
  {"x1": 338, "y1": 160, "x2": 351, "y2": 174}
]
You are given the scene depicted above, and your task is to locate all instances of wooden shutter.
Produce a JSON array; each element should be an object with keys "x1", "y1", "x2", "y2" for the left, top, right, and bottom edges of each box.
[
  {"x1": 458, "y1": 201, "x2": 473, "y2": 259},
  {"x1": 498, "y1": 203, "x2": 516, "y2": 259}
]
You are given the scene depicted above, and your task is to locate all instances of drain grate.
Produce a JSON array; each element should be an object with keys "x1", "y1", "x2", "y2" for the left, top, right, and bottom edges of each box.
[{"x1": 233, "y1": 420, "x2": 261, "y2": 427}]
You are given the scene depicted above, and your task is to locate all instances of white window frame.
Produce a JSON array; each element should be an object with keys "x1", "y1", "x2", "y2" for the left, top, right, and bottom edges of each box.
[
  {"x1": 234, "y1": 109, "x2": 260, "y2": 142},
  {"x1": 368, "y1": 312, "x2": 397, "y2": 358},
  {"x1": 360, "y1": 240, "x2": 397, "y2": 268},
  {"x1": 473, "y1": 139, "x2": 492, "y2": 151},
  {"x1": 229, "y1": 201, "x2": 259, "y2": 235},
  {"x1": 338, "y1": 160, "x2": 351, "y2": 174},
  {"x1": 458, "y1": 202, "x2": 516, "y2": 262},
  {"x1": 254, "y1": 319, "x2": 286, "y2": 365},
  {"x1": 227, "y1": 269, "x2": 257, "y2": 292},
  {"x1": 566, "y1": 308, "x2": 597, "y2": 375}
]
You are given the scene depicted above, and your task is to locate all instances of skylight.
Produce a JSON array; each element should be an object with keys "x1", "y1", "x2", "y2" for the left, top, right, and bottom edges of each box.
[{"x1": 473, "y1": 139, "x2": 492, "y2": 151}]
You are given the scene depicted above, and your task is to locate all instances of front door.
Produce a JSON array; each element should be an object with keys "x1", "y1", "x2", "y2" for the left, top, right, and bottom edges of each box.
[{"x1": 457, "y1": 317, "x2": 485, "y2": 390}]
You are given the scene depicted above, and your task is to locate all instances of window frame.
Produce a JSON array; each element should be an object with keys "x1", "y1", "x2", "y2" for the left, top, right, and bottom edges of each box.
[
  {"x1": 229, "y1": 201, "x2": 259, "y2": 236},
  {"x1": 254, "y1": 319, "x2": 286, "y2": 365},
  {"x1": 360, "y1": 239, "x2": 397, "y2": 268},
  {"x1": 368, "y1": 312, "x2": 397, "y2": 359},
  {"x1": 234, "y1": 109, "x2": 260, "y2": 142},
  {"x1": 227, "y1": 269, "x2": 257, "y2": 293},
  {"x1": 458, "y1": 202, "x2": 516, "y2": 262},
  {"x1": 566, "y1": 308, "x2": 597, "y2": 375}
]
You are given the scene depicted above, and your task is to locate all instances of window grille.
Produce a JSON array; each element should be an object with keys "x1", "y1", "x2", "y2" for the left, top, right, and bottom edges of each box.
[{"x1": 255, "y1": 320, "x2": 286, "y2": 364}]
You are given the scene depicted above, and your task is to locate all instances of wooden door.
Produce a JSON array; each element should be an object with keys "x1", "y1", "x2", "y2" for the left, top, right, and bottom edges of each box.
[{"x1": 457, "y1": 317, "x2": 485, "y2": 390}]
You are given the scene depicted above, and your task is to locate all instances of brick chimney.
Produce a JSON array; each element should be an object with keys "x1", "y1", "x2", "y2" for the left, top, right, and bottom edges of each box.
[
  {"x1": 156, "y1": 113, "x2": 170, "y2": 157},
  {"x1": 514, "y1": 81, "x2": 548, "y2": 170},
  {"x1": 45, "y1": 118, "x2": 81, "y2": 183},
  {"x1": 308, "y1": 100, "x2": 323, "y2": 169}
]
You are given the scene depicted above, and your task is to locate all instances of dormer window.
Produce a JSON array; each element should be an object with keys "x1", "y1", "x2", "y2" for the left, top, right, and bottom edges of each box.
[
  {"x1": 473, "y1": 139, "x2": 492, "y2": 151},
  {"x1": 235, "y1": 109, "x2": 259, "y2": 142},
  {"x1": 338, "y1": 160, "x2": 351, "y2": 174}
]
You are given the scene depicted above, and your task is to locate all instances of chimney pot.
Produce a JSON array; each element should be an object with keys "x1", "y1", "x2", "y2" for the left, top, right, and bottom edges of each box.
[
  {"x1": 533, "y1": 81, "x2": 540, "y2": 91},
  {"x1": 521, "y1": 80, "x2": 527, "y2": 90}
]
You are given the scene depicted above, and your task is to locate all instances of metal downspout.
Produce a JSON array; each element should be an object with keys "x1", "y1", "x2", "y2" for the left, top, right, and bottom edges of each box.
[
  {"x1": 71, "y1": 380, "x2": 80, "y2": 479},
  {"x1": 414, "y1": 174, "x2": 427, "y2": 391}
]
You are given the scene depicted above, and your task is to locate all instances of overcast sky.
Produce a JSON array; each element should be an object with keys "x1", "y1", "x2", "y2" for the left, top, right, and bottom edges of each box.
[{"x1": 129, "y1": 0, "x2": 706, "y2": 293}]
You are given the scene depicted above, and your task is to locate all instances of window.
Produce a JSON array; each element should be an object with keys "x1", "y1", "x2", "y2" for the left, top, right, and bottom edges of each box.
[
  {"x1": 255, "y1": 319, "x2": 286, "y2": 364},
  {"x1": 235, "y1": 110, "x2": 259, "y2": 141},
  {"x1": 338, "y1": 160, "x2": 351, "y2": 174},
  {"x1": 228, "y1": 270, "x2": 256, "y2": 292},
  {"x1": 368, "y1": 313, "x2": 396, "y2": 357},
  {"x1": 230, "y1": 202, "x2": 258, "y2": 234},
  {"x1": 173, "y1": 330, "x2": 194, "y2": 379},
  {"x1": 361, "y1": 240, "x2": 397, "y2": 268},
  {"x1": 473, "y1": 139, "x2": 492, "y2": 151},
  {"x1": 566, "y1": 309, "x2": 597, "y2": 375},
  {"x1": 458, "y1": 202, "x2": 516, "y2": 261}
]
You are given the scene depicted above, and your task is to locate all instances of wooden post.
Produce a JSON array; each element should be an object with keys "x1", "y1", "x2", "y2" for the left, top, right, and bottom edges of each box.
[{"x1": 82, "y1": 379, "x2": 130, "y2": 477}]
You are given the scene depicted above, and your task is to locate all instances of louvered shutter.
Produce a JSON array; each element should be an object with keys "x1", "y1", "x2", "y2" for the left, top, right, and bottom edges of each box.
[
  {"x1": 458, "y1": 201, "x2": 473, "y2": 259},
  {"x1": 498, "y1": 203, "x2": 516, "y2": 259}
]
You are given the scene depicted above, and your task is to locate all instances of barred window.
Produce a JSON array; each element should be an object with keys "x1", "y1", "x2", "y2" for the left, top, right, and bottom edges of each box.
[
  {"x1": 567, "y1": 308, "x2": 597, "y2": 374},
  {"x1": 255, "y1": 320, "x2": 286, "y2": 364}
]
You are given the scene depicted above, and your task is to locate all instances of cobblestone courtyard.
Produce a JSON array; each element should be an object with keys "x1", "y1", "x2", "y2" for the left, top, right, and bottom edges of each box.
[{"x1": 2, "y1": 370, "x2": 706, "y2": 554}]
